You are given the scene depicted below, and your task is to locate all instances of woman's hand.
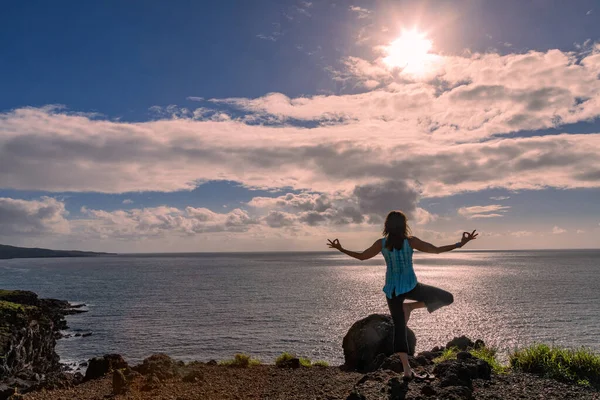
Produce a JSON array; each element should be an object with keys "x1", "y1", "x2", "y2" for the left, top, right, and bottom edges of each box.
[
  {"x1": 460, "y1": 230, "x2": 478, "y2": 247},
  {"x1": 327, "y1": 238, "x2": 343, "y2": 251}
]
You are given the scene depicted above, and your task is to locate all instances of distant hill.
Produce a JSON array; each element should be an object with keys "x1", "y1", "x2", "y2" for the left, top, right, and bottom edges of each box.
[{"x1": 0, "y1": 244, "x2": 115, "y2": 259}]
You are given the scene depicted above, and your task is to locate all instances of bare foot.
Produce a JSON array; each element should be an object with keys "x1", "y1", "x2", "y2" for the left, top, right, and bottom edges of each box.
[{"x1": 403, "y1": 302, "x2": 413, "y2": 323}]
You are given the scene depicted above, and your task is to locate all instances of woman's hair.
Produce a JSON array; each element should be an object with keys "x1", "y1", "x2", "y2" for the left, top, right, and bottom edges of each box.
[{"x1": 383, "y1": 210, "x2": 412, "y2": 251}]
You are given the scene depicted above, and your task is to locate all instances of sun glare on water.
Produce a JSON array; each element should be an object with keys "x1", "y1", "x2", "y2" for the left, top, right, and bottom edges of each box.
[{"x1": 383, "y1": 29, "x2": 435, "y2": 75}]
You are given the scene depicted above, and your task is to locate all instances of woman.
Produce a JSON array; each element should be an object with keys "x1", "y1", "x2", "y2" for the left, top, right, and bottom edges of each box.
[{"x1": 327, "y1": 210, "x2": 477, "y2": 380}]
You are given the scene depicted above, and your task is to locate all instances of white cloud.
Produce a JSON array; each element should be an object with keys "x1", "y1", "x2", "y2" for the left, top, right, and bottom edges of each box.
[
  {"x1": 186, "y1": 96, "x2": 204, "y2": 102},
  {"x1": 511, "y1": 230, "x2": 533, "y2": 237},
  {"x1": 0, "y1": 197, "x2": 70, "y2": 236},
  {"x1": 1, "y1": 107, "x2": 600, "y2": 198},
  {"x1": 576, "y1": 229, "x2": 585, "y2": 234},
  {"x1": 122, "y1": 199, "x2": 134, "y2": 204},
  {"x1": 458, "y1": 205, "x2": 511, "y2": 219},
  {"x1": 349, "y1": 5, "x2": 372, "y2": 19},
  {"x1": 587, "y1": 9, "x2": 592, "y2": 15},
  {"x1": 77, "y1": 206, "x2": 258, "y2": 239},
  {"x1": 552, "y1": 226, "x2": 567, "y2": 234},
  {"x1": 490, "y1": 196, "x2": 510, "y2": 200}
]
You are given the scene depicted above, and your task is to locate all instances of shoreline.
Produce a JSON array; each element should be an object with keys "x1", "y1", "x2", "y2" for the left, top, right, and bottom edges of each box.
[{"x1": 2, "y1": 289, "x2": 600, "y2": 399}]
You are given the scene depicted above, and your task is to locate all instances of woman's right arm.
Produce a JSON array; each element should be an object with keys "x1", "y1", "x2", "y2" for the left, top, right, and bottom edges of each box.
[{"x1": 409, "y1": 230, "x2": 478, "y2": 254}]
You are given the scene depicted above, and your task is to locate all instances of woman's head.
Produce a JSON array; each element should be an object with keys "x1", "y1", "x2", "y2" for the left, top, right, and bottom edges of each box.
[{"x1": 383, "y1": 210, "x2": 411, "y2": 250}]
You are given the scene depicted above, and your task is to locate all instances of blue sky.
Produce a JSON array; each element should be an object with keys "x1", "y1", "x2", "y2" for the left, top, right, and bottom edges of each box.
[{"x1": 1, "y1": 0, "x2": 599, "y2": 251}]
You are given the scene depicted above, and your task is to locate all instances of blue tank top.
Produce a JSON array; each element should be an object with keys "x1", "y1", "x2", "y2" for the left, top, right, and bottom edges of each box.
[{"x1": 381, "y1": 237, "x2": 418, "y2": 298}]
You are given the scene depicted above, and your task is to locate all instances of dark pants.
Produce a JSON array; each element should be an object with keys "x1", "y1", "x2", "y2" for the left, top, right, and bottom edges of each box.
[{"x1": 386, "y1": 283, "x2": 454, "y2": 353}]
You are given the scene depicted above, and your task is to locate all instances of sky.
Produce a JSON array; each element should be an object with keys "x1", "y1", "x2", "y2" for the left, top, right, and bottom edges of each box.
[{"x1": 1, "y1": 0, "x2": 599, "y2": 252}]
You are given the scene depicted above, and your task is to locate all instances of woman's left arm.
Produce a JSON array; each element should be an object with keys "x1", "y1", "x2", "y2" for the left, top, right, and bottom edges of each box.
[{"x1": 327, "y1": 239, "x2": 382, "y2": 261}]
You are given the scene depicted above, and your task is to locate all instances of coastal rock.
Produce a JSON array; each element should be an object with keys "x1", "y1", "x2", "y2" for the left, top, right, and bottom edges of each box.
[
  {"x1": 112, "y1": 369, "x2": 128, "y2": 395},
  {"x1": 182, "y1": 370, "x2": 204, "y2": 383},
  {"x1": 446, "y1": 336, "x2": 482, "y2": 351},
  {"x1": 84, "y1": 354, "x2": 128, "y2": 381},
  {"x1": 342, "y1": 314, "x2": 416, "y2": 372},
  {"x1": 0, "y1": 289, "x2": 83, "y2": 400},
  {"x1": 433, "y1": 358, "x2": 491, "y2": 389},
  {"x1": 133, "y1": 354, "x2": 180, "y2": 381}
]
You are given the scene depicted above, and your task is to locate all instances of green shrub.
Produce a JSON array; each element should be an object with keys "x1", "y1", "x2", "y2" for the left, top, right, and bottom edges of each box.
[
  {"x1": 510, "y1": 344, "x2": 600, "y2": 387},
  {"x1": 219, "y1": 353, "x2": 261, "y2": 367},
  {"x1": 312, "y1": 360, "x2": 329, "y2": 367},
  {"x1": 299, "y1": 357, "x2": 311, "y2": 367}
]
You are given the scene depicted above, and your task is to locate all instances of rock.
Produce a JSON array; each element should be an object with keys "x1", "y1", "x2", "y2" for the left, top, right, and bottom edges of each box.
[
  {"x1": 1, "y1": 290, "x2": 80, "y2": 397},
  {"x1": 346, "y1": 389, "x2": 366, "y2": 400},
  {"x1": 380, "y1": 353, "x2": 406, "y2": 373},
  {"x1": 277, "y1": 357, "x2": 300, "y2": 369},
  {"x1": 388, "y1": 376, "x2": 409, "y2": 400},
  {"x1": 133, "y1": 354, "x2": 180, "y2": 381},
  {"x1": 446, "y1": 336, "x2": 475, "y2": 351},
  {"x1": 433, "y1": 358, "x2": 492, "y2": 389},
  {"x1": 81, "y1": 332, "x2": 92, "y2": 337},
  {"x1": 182, "y1": 370, "x2": 203, "y2": 383},
  {"x1": 206, "y1": 360, "x2": 217, "y2": 366},
  {"x1": 112, "y1": 369, "x2": 128, "y2": 395},
  {"x1": 421, "y1": 384, "x2": 436, "y2": 396},
  {"x1": 342, "y1": 314, "x2": 416, "y2": 372},
  {"x1": 456, "y1": 351, "x2": 473, "y2": 360},
  {"x1": 141, "y1": 373, "x2": 162, "y2": 392},
  {"x1": 79, "y1": 361, "x2": 88, "y2": 367},
  {"x1": 84, "y1": 354, "x2": 128, "y2": 381},
  {"x1": 474, "y1": 339, "x2": 485, "y2": 349}
]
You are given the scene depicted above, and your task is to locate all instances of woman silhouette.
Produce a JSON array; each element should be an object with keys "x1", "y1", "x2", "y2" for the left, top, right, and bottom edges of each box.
[{"x1": 327, "y1": 210, "x2": 477, "y2": 380}]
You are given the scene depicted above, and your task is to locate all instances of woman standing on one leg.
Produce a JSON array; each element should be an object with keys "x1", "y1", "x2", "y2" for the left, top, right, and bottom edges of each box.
[{"x1": 327, "y1": 210, "x2": 477, "y2": 380}]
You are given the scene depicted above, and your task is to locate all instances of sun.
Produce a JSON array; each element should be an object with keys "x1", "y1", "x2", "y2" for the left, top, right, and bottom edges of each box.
[{"x1": 382, "y1": 29, "x2": 434, "y2": 74}]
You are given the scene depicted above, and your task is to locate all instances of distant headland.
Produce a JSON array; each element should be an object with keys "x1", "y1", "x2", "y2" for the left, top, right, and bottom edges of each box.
[{"x1": 0, "y1": 244, "x2": 115, "y2": 260}]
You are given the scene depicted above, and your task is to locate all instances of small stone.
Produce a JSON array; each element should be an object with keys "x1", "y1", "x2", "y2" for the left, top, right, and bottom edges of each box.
[
  {"x1": 182, "y1": 370, "x2": 204, "y2": 383},
  {"x1": 346, "y1": 389, "x2": 366, "y2": 400},
  {"x1": 207, "y1": 360, "x2": 217, "y2": 366},
  {"x1": 421, "y1": 384, "x2": 436, "y2": 396}
]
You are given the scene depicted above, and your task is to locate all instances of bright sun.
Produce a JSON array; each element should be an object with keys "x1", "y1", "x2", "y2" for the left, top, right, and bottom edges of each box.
[{"x1": 383, "y1": 29, "x2": 433, "y2": 74}]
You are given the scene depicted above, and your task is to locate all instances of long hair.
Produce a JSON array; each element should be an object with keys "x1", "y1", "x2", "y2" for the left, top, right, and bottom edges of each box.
[{"x1": 383, "y1": 210, "x2": 412, "y2": 251}]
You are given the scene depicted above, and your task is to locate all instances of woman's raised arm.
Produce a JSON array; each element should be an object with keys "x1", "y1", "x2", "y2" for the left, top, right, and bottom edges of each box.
[
  {"x1": 327, "y1": 238, "x2": 382, "y2": 261},
  {"x1": 409, "y1": 230, "x2": 478, "y2": 254}
]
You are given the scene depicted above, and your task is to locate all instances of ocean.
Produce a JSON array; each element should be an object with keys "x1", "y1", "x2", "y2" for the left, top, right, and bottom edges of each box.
[{"x1": 1, "y1": 250, "x2": 599, "y2": 367}]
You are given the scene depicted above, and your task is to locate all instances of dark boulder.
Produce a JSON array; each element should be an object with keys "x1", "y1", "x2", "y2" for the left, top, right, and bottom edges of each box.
[
  {"x1": 433, "y1": 358, "x2": 492, "y2": 389},
  {"x1": 182, "y1": 370, "x2": 204, "y2": 383},
  {"x1": 133, "y1": 354, "x2": 180, "y2": 381},
  {"x1": 84, "y1": 354, "x2": 128, "y2": 381},
  {"x1": 446, "y1": 336, "x2": 476, "y2": 351},
  {"x1": 343, "y1": 314, "x2": 416, "y2": 372},
  {"x1": 276, "y1": 357, "x2": 300, "y2": 369}
]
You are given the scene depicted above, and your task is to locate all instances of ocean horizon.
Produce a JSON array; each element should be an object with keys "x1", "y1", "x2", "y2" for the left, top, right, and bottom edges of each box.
[{"x1": 2, "y1": 249, "x2": 599, "y2": 369}]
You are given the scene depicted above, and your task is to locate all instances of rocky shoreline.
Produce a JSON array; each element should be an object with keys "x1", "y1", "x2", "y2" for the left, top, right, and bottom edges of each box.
[
  {"x1": 0, "y1": 290, "x2": 86, "y2": 399},
  {"x1": 1, "y1": 290, "x2": 599, "y2": 399}
]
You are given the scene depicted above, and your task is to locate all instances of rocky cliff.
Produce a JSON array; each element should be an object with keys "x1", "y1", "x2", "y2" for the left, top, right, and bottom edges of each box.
[{"x1": 0, "y1": 290, "x2": 84, "y2": 399}]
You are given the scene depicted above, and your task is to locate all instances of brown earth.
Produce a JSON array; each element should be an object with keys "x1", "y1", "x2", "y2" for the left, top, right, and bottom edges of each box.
[{"x1": 21, "y1": 362, "x2": 600, "y2": 400}]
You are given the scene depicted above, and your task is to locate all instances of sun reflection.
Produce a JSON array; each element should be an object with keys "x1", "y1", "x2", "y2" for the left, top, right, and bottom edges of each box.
[{"x1": 382, "y1": 29, "x2": 436, "y2": 75}]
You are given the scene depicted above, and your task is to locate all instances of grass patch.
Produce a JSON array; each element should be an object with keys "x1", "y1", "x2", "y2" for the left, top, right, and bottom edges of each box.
[
  {"x1": 219, "y1": 353, "x2": 261, "y2": 367},
  {"x1": 433, "y1": 346, "x2": 508, "y2": 374},
  {"x1": 312, "y1": 360, "x2": 329, "y2": 367},
  {"x1": 510, "y1": 344, "x2": 600, "y2": 388}
]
